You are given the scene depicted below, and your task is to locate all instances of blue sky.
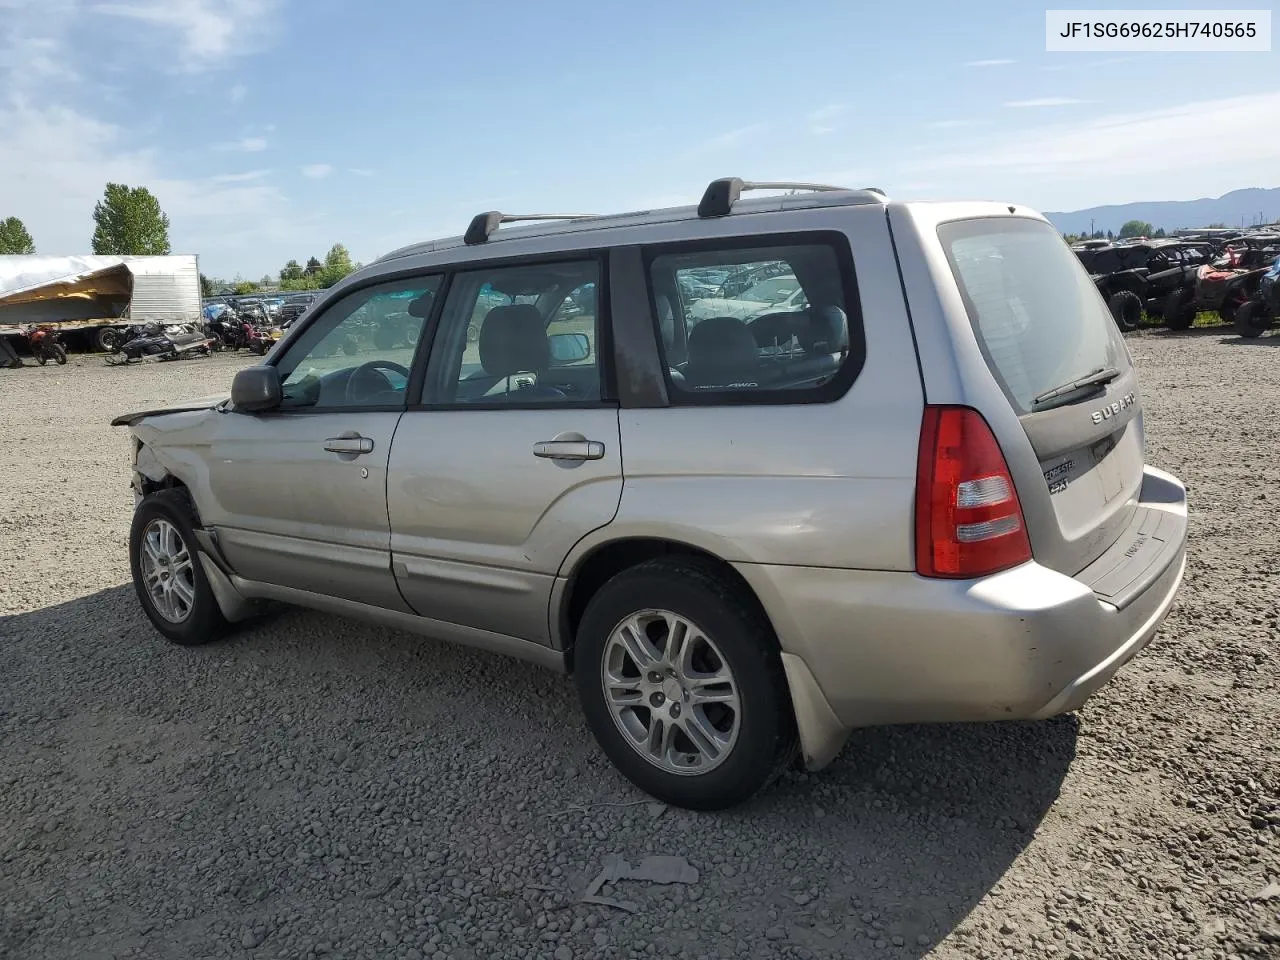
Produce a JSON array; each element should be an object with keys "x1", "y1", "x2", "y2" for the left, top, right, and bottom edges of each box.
[{"x1": 1, "y1": 0, "x2": 1277, "y2": 278}]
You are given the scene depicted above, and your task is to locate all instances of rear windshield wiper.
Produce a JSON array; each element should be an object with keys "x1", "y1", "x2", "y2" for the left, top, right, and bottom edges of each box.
[{"x1": 1032, "y1": 366, "x2": 1121, "y2": 408}]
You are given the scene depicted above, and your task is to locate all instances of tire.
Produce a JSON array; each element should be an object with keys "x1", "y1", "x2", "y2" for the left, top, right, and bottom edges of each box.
[
  {"x1": 1163, "y1": 287, "x2": 1195, "y2": 330},
  {"x1": 1107, "y1": 290, "x2": 1143, "y2": 332},
  {"x1": 52, "y1": 344, "x2": 67, "y2": 365},
  {"x1": 129, "y1": 489, "x2": 228, "y2": 646},
  {"x1": 1218, "y1": 292, "x2": 1248, "y2": 324},
  {"x1": 1234, "y1": 300, "x2": 1271, "y2": 339},
  {"x1": 96, "y1": 327, "x2": 121, "y2": 353},
  {"x1": 574, "y1": 557, "x2": 797, "y2": 810},
  {"x1": 35, "y1": 350, "x2": 47, "y2": 366}
]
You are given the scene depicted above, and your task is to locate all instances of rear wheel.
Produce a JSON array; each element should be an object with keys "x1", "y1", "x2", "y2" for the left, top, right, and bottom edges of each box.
[
  {"x1": 129, "y1": 489, "x2": 228, "y2": 646},
  {"x1": 1234, "y1": 300, "x2": 1271, "y2": 339},
  {"x1": 574, "y1": 558, "x2": 797, "y2": 810},
  {"x1": 1107, "y1": 290, "x2": 1143, "y2": 332},
  {"x1": 52, "y1": 344, "x2": 67, "y2": 365},
  {"x1": 1218, "y1": 292, "x2": 1247, "y2": 324},
  {"x1": 34, "y1": 349, "x2": 47, "y2": 366},
  {"x1": 96, "y1": 327, "x2": 121, "y2": 353},
  {"x1": 1163, "y1": 287, "x2": 1195, "y2": 330}
]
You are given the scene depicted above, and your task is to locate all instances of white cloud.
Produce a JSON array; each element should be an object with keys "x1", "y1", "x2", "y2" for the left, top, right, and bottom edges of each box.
[
  {"x1": 806, "y1": 103, "x2": 844, "y2": 135},
  {"x1": 909, "y1": 91, "x2": 1280, "y2": 186},
  {"x1": 301, "y1": 163, "x2": 334, "y2": 180},
  {"x1": 219, "y1": 136, "x2": 267, "y2": 152},
  {"x1": 928, "y1": 119, "x2": 971, "y2": 130},
  {"x1": 230, "y1": 83, "x2": 247, "y2": 103},
  {"x1": 688, "y1": 124, "x2": 766, "y2": 157},
  {"x1": 0, "y1": 0, "x2": 312, "y2": 276},
  {"x1": 965, "y1": 58, "x2": 1015, "y2": 67},
  {"x1": 90, "y1": 0, "x2": 279, "y2": 66},
  {"x1": 211, "y1": 169, "x2": 269, "y2": 183},
  {"x1": 1005, "y1": 97, "x2": 1090, "y2": 108}
]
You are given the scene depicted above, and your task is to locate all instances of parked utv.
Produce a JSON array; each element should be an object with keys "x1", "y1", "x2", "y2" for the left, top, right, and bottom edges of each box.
[
  {"x1": 1165, "y1": 235, "x2": 1280, "y2": 330},
  {"x1": 1072, "y1": 240, "x2": 1212, "y2": 331},
  {"x1": 1234, "y1": 254, "x2": 1280, "y2": 338}
]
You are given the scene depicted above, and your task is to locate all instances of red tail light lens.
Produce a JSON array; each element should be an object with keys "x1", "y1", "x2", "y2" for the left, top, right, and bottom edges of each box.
[{"x1": 915, "y1": 405, "x2": 1032, "y2": 579}]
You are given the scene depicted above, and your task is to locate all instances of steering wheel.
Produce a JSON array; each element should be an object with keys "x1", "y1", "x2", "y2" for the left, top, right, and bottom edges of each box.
[{"x1": 344, "y1": 359, "x2": 410, "y2": 405}]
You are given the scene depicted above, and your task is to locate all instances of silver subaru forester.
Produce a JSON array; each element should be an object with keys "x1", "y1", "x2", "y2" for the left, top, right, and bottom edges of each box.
[{"x1": 114, "y1": 178, "x2": 1188, "y2": 810}]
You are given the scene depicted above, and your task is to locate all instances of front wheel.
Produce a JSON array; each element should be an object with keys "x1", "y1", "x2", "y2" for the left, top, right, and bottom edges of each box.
[
  {"x1": 52, "y1": 344, "x2": 67, "y2": 365},
  {"x1": 1107, "y1": 290, "x2": 1143, "y2": 332},
  {"x1": 1235, "y1": 300, "x2": 1271, "y2": 339},
  {"x1": 574, "y1": 558, "x2": 797, "y2": 810},
  {"x1": 129, "y1": 490, "x2": 228, "y2": 646},
  {"x1": 35, "y1": 349, "x2": 47, "y2": 366}
]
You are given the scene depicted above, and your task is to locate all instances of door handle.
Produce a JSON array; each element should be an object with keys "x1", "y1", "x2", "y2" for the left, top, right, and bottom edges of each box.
[
  {"x1": 533, "y1": 439, "x2": 605, "y2": 461},
  {"x1": 324, "y1": 436, "x2": 374, "y2": 455}
]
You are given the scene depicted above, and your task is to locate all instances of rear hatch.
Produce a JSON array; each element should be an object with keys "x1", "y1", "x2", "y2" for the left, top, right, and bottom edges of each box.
[{"x1": 933, "y1": 217, "x2": 1145, "y2": 580}]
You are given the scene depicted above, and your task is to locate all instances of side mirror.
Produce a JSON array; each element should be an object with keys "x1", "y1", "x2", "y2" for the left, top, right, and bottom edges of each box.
[
  {"x1": 231, "y1": 365, "x2": 282, "y2": 412},
  {"x1": 548, "y1": 332, "x2": 590, "y2": 364}
]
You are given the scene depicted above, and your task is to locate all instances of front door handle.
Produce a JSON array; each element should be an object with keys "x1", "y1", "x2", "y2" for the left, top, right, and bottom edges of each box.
[
  {"x1": 533, "y1": 439, "x2": 605, "y2": 461},
  {"x1": 324, "y1": 435, "x2": 374, "y2": 455}
]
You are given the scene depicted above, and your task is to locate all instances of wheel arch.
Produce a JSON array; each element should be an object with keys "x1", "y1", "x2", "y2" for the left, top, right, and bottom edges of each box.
[{"x1": 556, "y1": 535, "x2": 780, "y2": 673}]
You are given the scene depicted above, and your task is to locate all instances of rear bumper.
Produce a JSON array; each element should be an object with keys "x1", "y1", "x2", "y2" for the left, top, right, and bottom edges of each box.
[{"x1": 735, "y1": 465, "x2": 1187, "y2": 767}]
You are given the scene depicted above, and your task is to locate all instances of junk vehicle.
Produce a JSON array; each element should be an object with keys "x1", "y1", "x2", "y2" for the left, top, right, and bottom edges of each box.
[
  {"x1": 1234, "y1": 254, "x2": 1280, "y2": 338},
  {"x1": 1164, "y1": 233, "x2": 1280, "y2": 330},
  {"x1": 26, "y1": 325, "x2": 67, "y2": 365},
  {"x1": 1070, "y1": 240, "x2": 1213, "y2": 331},
  {"x1": 0, "y1": 255, "x2": 202, "y2": 353},
  {"x1": 106, "y1": 322, "x2": 214, "y2": 364},
  {"x1": 112, "y1": 178, "x2": 1187, "y2": 810}
]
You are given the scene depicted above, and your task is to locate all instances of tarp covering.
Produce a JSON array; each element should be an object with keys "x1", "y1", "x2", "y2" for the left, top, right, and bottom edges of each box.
[
  {"x1": 0, "y1": 255, "x2": 201, "y2": 323},
  {"x1": 0, "y1": 256, "x2": 133, "y2": 305}
]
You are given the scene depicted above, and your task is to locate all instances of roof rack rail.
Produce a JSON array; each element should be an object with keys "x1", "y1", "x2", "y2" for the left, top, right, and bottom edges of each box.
[
  {"x1": 464, "y1": 211, "x2": 599, "y2": 246},
  {"x1": 697, "y1": 178, "x2": 850, "y2": 218}
]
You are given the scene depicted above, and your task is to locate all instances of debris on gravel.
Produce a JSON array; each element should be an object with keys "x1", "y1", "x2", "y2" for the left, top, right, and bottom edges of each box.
[{"x1": 0, "y1": 330, "x2": 1277, "y2": 960}]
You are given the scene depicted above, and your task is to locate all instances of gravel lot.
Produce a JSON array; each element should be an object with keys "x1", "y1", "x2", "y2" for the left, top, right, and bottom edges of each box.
[{"x1": 1, "y1": 334, "x2": 1278, "y2": 960}]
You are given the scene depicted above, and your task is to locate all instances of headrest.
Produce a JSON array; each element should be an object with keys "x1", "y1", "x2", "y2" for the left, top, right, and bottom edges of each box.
[
  {"x1": 748, "y1": 311, "x2": 803, "y2": 348},
  {"x1": 687, "y1": 316, "x2": 758, "y2": 377},
  {"x1": 798, "y1": 305, "x2": 849, "y2": 354},
  {"x1": 479, "y1": 304, "x2": 549, "y2": 377}
]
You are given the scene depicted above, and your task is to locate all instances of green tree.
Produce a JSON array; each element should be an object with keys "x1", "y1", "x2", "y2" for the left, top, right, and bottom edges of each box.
[
  {"x1": 1152, "y1": 227, "x2": 1167, "y2": 238},
  {"x1": 233, "y1": 280, "x2": 258, "y2": 295},
  {"x1": 199, "y1": 273, "x2": 214, "y2": 297},
  {"x1": 91, "y1": 183, "x2": 171, "y2": 255},
  {"x1": 0, "y1": 216, "x2": 36, "y2": 254},
  {"x1": 280, "y1": 259, "x2": 305, "y2": 282},
  {"x1": 304, "y1": 256, "x2": 323, "y2": 275},
  {"x1": 320, "y1": 243, "x2": 354, "y2": 284},
  {"x1": 1118, "y1": 219, "x2": 1154, "y2": 239},
  {"x1": 280, "y1": 275, "x2": 321, "y2": 291}
]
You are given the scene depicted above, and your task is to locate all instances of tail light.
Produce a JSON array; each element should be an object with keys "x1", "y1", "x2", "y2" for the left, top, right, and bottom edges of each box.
[{"x1": 915, "y1": 405, "x2": 1032, "y2": 579}]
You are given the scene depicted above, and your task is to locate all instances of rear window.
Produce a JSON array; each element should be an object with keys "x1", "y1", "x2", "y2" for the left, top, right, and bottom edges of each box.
[{"x1": 937, "y1": 218, "x2": 1128, "y2": 414}]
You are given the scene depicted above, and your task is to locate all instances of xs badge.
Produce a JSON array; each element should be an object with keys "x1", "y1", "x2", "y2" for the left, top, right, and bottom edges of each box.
[{"x1": 1091, "y1": 392, "x2": 1137, "y2": 425}]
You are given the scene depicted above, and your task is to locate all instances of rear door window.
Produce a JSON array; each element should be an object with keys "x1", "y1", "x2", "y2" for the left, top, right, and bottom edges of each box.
[
  {"x1": 937, "y1": 218, "x2": 1129, "y2": 415},
  {"x1": 644, "y1": 234, "x2": 864, "y2": 404}
]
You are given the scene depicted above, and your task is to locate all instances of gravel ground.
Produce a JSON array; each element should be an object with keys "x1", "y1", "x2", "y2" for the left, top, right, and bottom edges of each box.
[{"x1": 1, "y1": 334, "x2": 1277, "y2": 960}]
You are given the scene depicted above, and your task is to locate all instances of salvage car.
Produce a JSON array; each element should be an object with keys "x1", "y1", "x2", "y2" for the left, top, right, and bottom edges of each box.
[{"x1": 113, "y1": 178, "x2": 1188, "y2": 810}]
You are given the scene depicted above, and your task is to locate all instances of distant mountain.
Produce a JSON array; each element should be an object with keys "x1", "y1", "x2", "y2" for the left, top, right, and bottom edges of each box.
[{"x1": 1045, "y1": 187, "x2": 1280, "y2": 235}]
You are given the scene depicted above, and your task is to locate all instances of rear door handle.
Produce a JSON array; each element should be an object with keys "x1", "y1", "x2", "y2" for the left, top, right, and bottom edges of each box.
[
  {"x1": 324, "y1": 436, "x2": 374, "y2": 455},
  {"x1": 533, "y1": 439, "x2": 605, "y2": 461}
]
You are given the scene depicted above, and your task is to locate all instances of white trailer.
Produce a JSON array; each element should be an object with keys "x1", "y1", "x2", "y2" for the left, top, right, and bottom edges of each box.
[{"x1": 0, "y1": 254, "x2": 202, "y2": 352}]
